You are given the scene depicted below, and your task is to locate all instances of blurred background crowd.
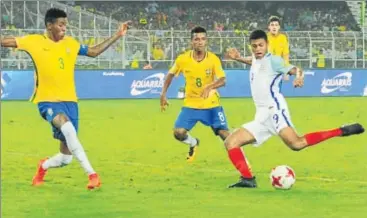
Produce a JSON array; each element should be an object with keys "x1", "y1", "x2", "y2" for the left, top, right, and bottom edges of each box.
[
  {"x1": 71, "y1": 1, "x2": 360, "y2": 31},
  {"x1": 1, "y1": 1, "x2": 366, "y2": 69}
]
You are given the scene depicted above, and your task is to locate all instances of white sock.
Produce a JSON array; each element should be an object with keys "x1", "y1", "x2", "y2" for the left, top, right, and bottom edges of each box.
[
  {"x1": 60, "y1": 121, "x2": 96, "y2": 175},
  {"x1": 42, "y1": 153, "x2": 73, "y2": 170},
  {"x1": 182, "y1": 134, "x2": 198, "y2": 147}
]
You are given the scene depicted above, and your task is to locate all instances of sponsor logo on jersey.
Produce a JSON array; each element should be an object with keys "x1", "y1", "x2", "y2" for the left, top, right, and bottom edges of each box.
[
  {"x1": 130, "y1": 73, "x2": 164, "y2": 96},
  {"x1": 321, "y1": 72, "x2": 352, "y2": 94}
]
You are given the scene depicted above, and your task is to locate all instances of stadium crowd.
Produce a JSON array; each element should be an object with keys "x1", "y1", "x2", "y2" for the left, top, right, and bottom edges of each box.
[
  {"x1": 72, "y1": 1, "x2": 359, "y2": 32},
  {"x1": 1, "y1": 1, "x2": 366, "y2": 69}
]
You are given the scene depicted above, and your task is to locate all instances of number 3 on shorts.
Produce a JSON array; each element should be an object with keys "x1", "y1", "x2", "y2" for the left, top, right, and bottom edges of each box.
[{"x1": 218, "y1": 112, "x2": 225, "y2": 122}]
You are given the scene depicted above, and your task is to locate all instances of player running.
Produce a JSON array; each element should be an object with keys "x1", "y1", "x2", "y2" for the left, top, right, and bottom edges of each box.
[
  {"x1": 0, "y1": 8, "x2": 131, "y2": 189},
  {"x1": 160, "y1": 26, "x2": 230, "y2": 162},
  {"x1": 225, "y1": 30, "x2": 364, "y2": 188}
]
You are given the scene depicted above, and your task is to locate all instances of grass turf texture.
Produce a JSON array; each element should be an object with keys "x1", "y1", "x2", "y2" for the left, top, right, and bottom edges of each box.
[{"x1": 2, "y1": 98, "x2": 366, "y2": 218}]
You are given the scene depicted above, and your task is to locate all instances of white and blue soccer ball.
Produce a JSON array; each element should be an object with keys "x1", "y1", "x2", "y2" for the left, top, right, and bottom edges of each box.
[{"x1": 270, "y1": 165, "x2": 296, "y2": 190}]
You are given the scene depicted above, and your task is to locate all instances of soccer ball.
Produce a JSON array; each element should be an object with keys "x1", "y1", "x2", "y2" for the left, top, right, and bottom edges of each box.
[{"x1": 270, "y1": 165, "x2": 296, "y2": 190}]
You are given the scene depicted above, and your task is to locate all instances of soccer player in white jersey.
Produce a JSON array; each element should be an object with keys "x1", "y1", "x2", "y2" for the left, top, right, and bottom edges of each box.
[{"x1": 224, "y1": 30, "x2": 364, "y2": 188}]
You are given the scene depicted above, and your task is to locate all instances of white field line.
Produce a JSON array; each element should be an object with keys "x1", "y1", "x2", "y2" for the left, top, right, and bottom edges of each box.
[{"x1": 3, "y1": 151, "x2": 367, "y2": 185}]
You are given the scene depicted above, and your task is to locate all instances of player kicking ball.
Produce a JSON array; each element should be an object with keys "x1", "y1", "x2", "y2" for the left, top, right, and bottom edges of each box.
[
  {"x1": 224, "y1": 30, "x2": 364, "y2": 188},
  {"x1": 1, "y1": 8, "x2": 131, "y2": 189},
  {"x1": 160, "y1": 27, "x2": 230, "y2": 162}
]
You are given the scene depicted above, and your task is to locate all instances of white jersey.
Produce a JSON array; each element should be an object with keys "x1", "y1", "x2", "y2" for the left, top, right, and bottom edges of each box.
[
  {"x1": 243, "y1": 53, "x2": 296, "y2": 147},
  {"x1": 249, "y1": 53, "x2": 294, "y2": 109}
]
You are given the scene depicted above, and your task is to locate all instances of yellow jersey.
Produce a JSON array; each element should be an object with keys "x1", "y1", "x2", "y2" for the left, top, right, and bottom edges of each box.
[
  {"x1": 169, "y1": 51, "x2": 225, "y2": 109},
  {"x1": 317, "y1": 54, "x2": 325, "y2": 68},
  {"x1": 267, "y1": 32, "x2": 290, "y2": 64},
  {"x1": 15, "y1": 34, "x2": 83, "y2": 103}
]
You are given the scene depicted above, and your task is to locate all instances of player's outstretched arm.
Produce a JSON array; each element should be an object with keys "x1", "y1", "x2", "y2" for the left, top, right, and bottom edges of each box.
[
  {"x1": 227, "y1": 48, "x2": 252, "y2": 65},
  {"x1": 86, "y1": 21, "x2": 131, "y2": 57},
  {"x1": 160, "y1": 73, "x2": 175, "y2": 112},
  {"x1": 201, "y1": 77, "x2": 226, "y2": 99},
  {"x1": 0, "y1": 36, "x2": 17, "y2": 48}
]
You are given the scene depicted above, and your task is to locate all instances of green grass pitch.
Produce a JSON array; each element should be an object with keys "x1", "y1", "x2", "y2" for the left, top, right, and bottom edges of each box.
[{"x1": 1, "y1": 98, "x2": 367, "y2": 218}]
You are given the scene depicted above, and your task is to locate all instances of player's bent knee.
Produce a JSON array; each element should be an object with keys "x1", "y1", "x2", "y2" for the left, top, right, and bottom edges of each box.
[
  {"x1": 52, "y1": 113, "x2": 70, "y2": 128},
  {"x1": 286, "y1": 139, "x2": 305, "y2": 151},
  {"x1": 289, "y1": 145, "x2": 302, "y2": 151},
  {"x1": 173, "y1": 129, "x2": 187, "y2": 141},
  {"x1": 224, "y1": 137, "x2": 239, "y2": 150},
  {"x1": 55, "y1": 113, "x2": 69, "y2": 122},
  {"x1": 280, "y1": 128, "x2": 307, "y2": 151}
]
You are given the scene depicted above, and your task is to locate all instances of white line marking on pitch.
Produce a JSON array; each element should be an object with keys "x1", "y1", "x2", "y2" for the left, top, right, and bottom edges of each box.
[{"x1": 4, "y1": 151, "x2": 367, "y2": 185}]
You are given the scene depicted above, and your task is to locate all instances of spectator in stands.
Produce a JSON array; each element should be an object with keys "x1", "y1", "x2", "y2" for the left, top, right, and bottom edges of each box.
[
  {"x1": 152, "y1": 44, "x2": 165, "y2": 68},
  {"x1": 1, "y1": 1, "x2": 364, "y2": 70},
  {"x1": 143, "y1": 61, "x2": 153, "y2": 69},
  {"x1": 316, "y1": 49, "x2": 325, "y2": 68}
]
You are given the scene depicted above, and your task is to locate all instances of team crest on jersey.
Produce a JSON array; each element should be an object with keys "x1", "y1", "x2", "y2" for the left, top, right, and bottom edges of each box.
[
  {"x1": 66, "y1": 48, "x2": 70, "y2": 54},
  {"x1": 205, "y1": 69, "x2": 212, "y2": 76}
]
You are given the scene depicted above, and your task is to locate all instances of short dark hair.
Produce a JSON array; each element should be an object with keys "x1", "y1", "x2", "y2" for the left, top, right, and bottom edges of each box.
[
  {"x1": 249, "y1": 30, "x2": 268, "y2": 42},
  {"x1": 45, "y1": 8, "x2": 67, "y2": 26},
  {"x1": 268, "y1": 16, "x2": 281, "y2": 25},
  {"x1": 191, "y1": 26, "x2": 207, "y2": 39}
]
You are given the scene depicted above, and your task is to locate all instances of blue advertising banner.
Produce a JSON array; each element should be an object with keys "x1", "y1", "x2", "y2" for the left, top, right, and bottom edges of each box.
[{"x1": 1, "y1": 69, "x2": 367, "y2": 100}]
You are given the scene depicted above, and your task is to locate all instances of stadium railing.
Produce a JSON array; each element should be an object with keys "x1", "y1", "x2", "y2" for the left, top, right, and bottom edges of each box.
[
  {"x1": 1, "y1": 29, "x2": 366, "y2": 70},
  {"x1": 0, "y1": 0, "x2": 120, "y2": 34}
]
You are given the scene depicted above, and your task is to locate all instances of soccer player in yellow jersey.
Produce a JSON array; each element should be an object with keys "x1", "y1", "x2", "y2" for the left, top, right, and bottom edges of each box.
[
  {"x1": 0, "y1": 8, "x2": 130, "y2": 189},
  {"x1": 267, "y1": 16, "x2": 290, "y2": 80},
  {"x1": 160, "y1": 27, "x2": 230, "y2": 162}
]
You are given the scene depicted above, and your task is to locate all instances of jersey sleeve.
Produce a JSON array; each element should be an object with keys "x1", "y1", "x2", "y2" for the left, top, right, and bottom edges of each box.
[
  {"x1": 213, "y1": 56, "x2": 225, "y2": 78},
  {"x1": 69, "y1": 37, "x2": 88, "y2": 56},
  {"x1": 15, "y1": 35, "x2": 38, "y2": 52},
  {"x1": 78, "y1": 44, "x2": 89, "y2": 56},
  {"x1": 270, "y1": 55, "x2": 295, "y2": 74},
  {"x1": 168, "y1": 56, "x2": 182, "y2": 76}
]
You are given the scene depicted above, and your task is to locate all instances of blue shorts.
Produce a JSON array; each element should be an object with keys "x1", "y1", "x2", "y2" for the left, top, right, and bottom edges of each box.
[
  {"x1": 174, "y1": 106, "x2": 229, "y2": 135},
  {"x1": 38, "y1": 102, "x2": 79, "y2": 142}
]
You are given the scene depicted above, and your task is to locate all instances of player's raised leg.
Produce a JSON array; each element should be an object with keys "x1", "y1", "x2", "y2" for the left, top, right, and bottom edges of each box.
[
  {"x1": 32, "y1": 141, "x2": 73, "y2": 186},
  {"x1": 173, "y1": 107, "x2": 200, "y2": 162},
  {"x1": 224, "y1": 127, "x2": 257, "y2": 188},
  {"x1": 53, "y1": 113, "x2": 101, "y2": 189},
  {"x1": 279, "y1": 123, "x2": 365, "y2": 151},
  {"x1": 35, "y1": 102, "x2": 100, "y2": 189}
]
